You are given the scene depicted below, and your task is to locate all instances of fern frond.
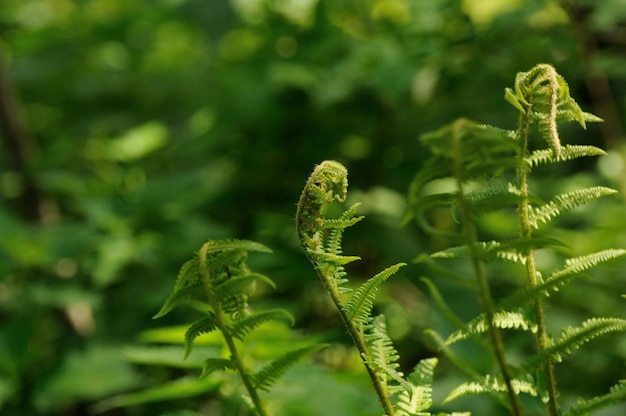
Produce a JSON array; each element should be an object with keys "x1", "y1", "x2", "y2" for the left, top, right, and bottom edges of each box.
[
  {"x1": 431, "y1": 241, "x2": 524, "y2": 264},
  {"x1": 307, "y1": 251, "x2": 361, "y2": 266},
  {"x1": 504, "y1": 249, "x2": 626, "y2": 307},
  {"x1": 171, "y1": 258, "x2": 200, "y2": 292},
  {"x1": 200, "y1": 240, "x2": 271, "y2": 281},
  {"x1": 363, "y1": 315, "x2": 409, "y2": 393},
  {"x1": 201, "y1": 239, "x2": 273, "y2": 256},
  {"x1": 564, "y1": 381, "x2": 626, "y2": 416},
  {"x1": 465, "y1": 182, "x2": 523, "y2": 216},
  {"x1": 395, "y1": 358, "x2": 438, "y2": 416},
  {"x1": 446, "y1": 309, "x2": 537, "y2": 345},
  {"x1": 229, "y1": 309, "x2": 294, "y2": 341},
  {"x1": 153, "y1": 281, "x2": 206, "y2": 319},
  {"x1": 443, "y1": 374, "x2": 538, "y2": 404},
  {"x1": 432, "y1": 237, "x2": 566, "y2": 264},
  {"x1": 213, "y1": 273, "x2": 276, "y2": 300},
  {"x1": 199, "y1": 358, "x2": 236, "y2": 379},
  {"x1": 252, "y1": 344, "x2": 328, "y2": 391},
  {"x1": 528, "y1": 187, "x2": 617, "y2": 228},
  {"x1": 525, "y1": 145, "x2": 607, "y2": 168},
  {"x1": 325, "y1": 203, "x2": 363, "y2": 255},
  {"x1": 344, "y1": 263, "x2": 406, "y2": 326},
  {"x1": 544, "y1": 318, "x2": 626, "y2": 363},
  {"x1": 184, "y1": 313, "x2": 218, "y2": 358}
]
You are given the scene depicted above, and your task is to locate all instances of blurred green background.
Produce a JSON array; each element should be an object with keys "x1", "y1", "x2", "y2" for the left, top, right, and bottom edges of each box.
[{"x1": 1, "y1": 0, "x2": 625, "y2": 415}]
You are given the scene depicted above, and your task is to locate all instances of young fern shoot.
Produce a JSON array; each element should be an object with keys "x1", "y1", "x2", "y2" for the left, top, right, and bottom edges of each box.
[
  {"x1": 296, "y1": 161, "x2": 453, "y2": 416},
  {"x1": 154, "y1": 239, "x2": 326, "y2": 416},
  {"x1": 406, "y1": 64, "x2": 626, "y2": 416}
]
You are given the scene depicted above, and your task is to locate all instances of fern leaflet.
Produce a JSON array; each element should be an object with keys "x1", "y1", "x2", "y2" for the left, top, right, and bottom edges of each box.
[
  {"x1": 395, "y1": 358, "x2": 438, "y2": 416},
  {"x1": 199, "y1": 358, "x2": 236, "y2": 379},
  {"x1": 252, "y1": 344, "x2": 328, "y2": 391},
  {"x1": 443, "y1": 374, "x2": 539, "y2": 404},
  {"x1": 184, "y1": 313, "x2": 218, "y2": 358},
  {"x1": 528, "y1": 186, "x2": 617, "y2": 228},
  {"x1": 229, "y1": 310, "x2": 294, "y2": 341},
  {"x1": 504, "y1": 249, "x2": 626, "y2": 307},
  {"x1": 564, "y1": 381, "x2": 626, "y2": 416},
  {"x1": 525, "y1": 145, "x2": 607, "y2": 168},
  {"x1": 345, "y1": 263, "x2": 406, "y2": 326},
  {"x1": 544, "y1": 318, "x2": 626, "y2": 362},
  {"x1": 446, "y1": 309, "x2": 537, "y2": 345}
]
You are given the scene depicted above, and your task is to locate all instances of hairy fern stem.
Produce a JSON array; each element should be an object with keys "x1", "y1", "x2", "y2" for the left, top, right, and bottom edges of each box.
[
  {"x1": 197, "y1": 242, "x2": 268, "y2": 416},
  {"x1": 314, "y1": 263, "x2": 397, "y2": 416},
  {"x1": 516, "y1": 106, "x2": 559, "y2": 416}
]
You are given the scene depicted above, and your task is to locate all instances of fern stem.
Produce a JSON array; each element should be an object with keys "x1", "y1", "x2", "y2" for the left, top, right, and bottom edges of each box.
[
  {"x1": 451, "y1": 122, "x2": 524, "y2": 416},
  {"x1": 516, "y1": 112, "x2": 559, "y2": 416},
  {"x1": 198, "y1": 243, "x2": 269, "y2": 416},
  {"x1": 313, "y1": 265, "x2": 398, "y2": 416}
]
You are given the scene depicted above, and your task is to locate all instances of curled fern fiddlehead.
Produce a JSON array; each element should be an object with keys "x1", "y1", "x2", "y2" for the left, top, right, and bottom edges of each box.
[{"x1": 298, "y1": 161, "x2": 449, "y2": 416}]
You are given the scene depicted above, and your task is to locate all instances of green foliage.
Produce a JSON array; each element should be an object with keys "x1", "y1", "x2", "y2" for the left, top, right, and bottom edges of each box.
[
  {"x1": 407, "y1": 64, "x2": 626, "y2": 416},
  {"x1": 297, "y1": 160, "x2": 449, "y2": 416},
  {"x1": 2, "y1": 1, "x2": 626, "y2": 415},
  {"x1": 154, "y1": 239, "x2": 326, "y2": 416}
]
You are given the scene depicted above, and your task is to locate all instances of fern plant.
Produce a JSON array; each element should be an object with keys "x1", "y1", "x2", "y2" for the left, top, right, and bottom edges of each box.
[
  {"x1": 405, "y1": 64, "x2": 626, "y2": 415},
  {"x1": 296, "y1": 160, "x2": 462, "y2": 416},
  {"x1": 153, "y1": 239, "x2": 326, "y2": 416}
]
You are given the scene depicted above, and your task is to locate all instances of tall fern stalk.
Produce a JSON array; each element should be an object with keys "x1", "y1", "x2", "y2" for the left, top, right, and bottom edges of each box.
[
  {"x1": 406, "y1": 63, "x2": 626, "y2": 415},
  {"x1": 513, "y1": 64, "x2": 560, "y2": 416},
  {"x1": 451, "y1": 122, "x2": 524, "y2": 416}
]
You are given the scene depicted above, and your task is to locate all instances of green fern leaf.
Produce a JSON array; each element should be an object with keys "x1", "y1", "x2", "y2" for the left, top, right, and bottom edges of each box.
[
  {"x1": 171, "y1": 258, "x2": 200, "y2": 292},
  {"x1": 252, "y1": 344, "x2": 328, "y2": 391},
  {"x1": 528, "y1": 186, "x2": 617, "y2": 228},
  {"x1": 465, "y1": 182, "x2": 523, "y2": 216},
  {"x1": 504, "y1": 249, "x2": 626, "y2": 307},
  {"x1": 525, "y1": 145, "x2": 607, "y2": 168},
  {"x1": 200, "y1": 240, "x2": 271, "y2": 279},
  {"x1": 443, "y1": 374, "x2": 538, "y2": 404},
  {"x1": 431, "y1": 241, "x2": 524, "y2": 264},
  {"x1": 201, "y1": 239, "x2": 272, "y2": 256},
  {"x1": 446, "y1": 309, "x2": 537, "y2": 345},
  {"x1": 344, "y1": 263, "x2": 406, "y2": 325},
  {"x1": 325, "y1": 203, "x2": 363, "y2": 254},
  {"x1": 153, "y1": 281, "x2": 206, "y2": 319},
  {"x1": 564, "y1": 381, "x2": 626, "y2": 416},
  {"x1": 308, "y1": 251, "x2": 361, "y2": 266},
  {"x1": 364, "y1": 315, "x2": 409, "y2": 393},
  {"x1": 184, "y1": 312, "x2": 218, "y2": 358},
  {"x1": 432, "y1": 238, "x2": 566, "y2": 264},
  {"x1": 229, "y1": 309, "x2": 294, "y2": 341},
  {"x1": 545, "y1": 318, "x2": 626, "y2": 362},
  {"x1": 199, "y1": 358, "x2": 236, "y2": 379},
  {"x1": 213, "y1": 272, "x2": 276, "y2": 299},
  {"x1": 395, "y1": 358, "x2": 438, "y2": 416}
]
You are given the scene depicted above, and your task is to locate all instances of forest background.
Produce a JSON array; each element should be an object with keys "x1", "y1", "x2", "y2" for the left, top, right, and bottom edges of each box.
[{"x1": 1, "y1": 0, "x2": 625, "y2": 415}]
